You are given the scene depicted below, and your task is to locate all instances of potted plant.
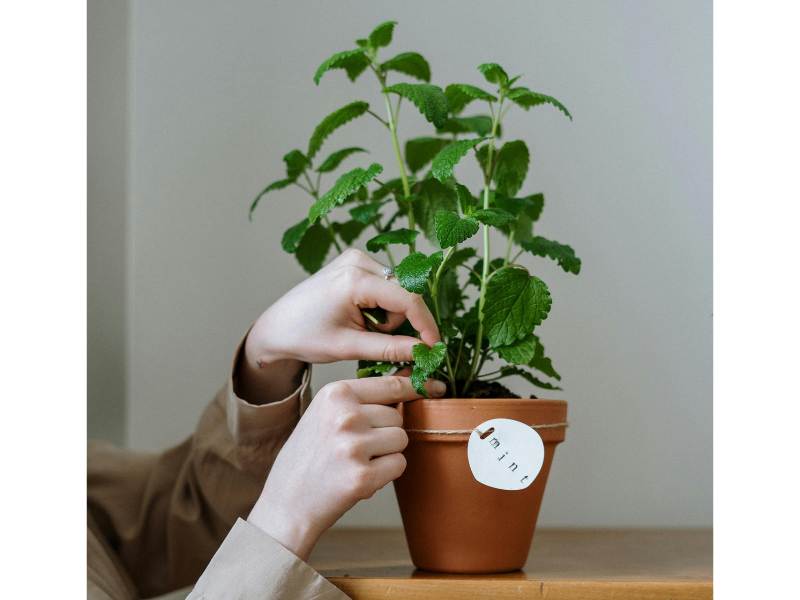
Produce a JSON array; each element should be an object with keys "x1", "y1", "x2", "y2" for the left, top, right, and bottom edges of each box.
[{"x1": 250, "y1": 21, "x2": 579, "y2": 573}]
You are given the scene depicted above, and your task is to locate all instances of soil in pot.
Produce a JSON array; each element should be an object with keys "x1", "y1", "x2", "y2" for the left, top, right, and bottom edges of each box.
[{"x1": 394, "y1": 398, "x2": 567, "y2": 573}]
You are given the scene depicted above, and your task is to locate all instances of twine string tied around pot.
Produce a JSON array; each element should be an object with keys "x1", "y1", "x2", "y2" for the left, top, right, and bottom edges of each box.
[{"x1": 404, "y1": 422, "x2": 569, "y2": 435}]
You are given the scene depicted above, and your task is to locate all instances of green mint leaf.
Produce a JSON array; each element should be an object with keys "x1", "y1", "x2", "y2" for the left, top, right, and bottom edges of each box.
[
  {"x1": 445, "y1": 83, "x2": 497, "y2": 114},
  {"x1": 473, "y1": 207, "x2": 515, "y2": 227},
  {"x1": 494, "y1": 193, "x2": 544, "y2": 221},
  {"x1": 438, "y1": 320, "x2": 459, "y2": 341},
  {"x1": 249, "y1": 178, "x2": 292, "y2": 220},
  {"x1": 295, "y1": 222, "x2": 333, "y2": 273},
  {"x1": 405, "y1": 137, "x2": 451, "y2": 173},
  {"x1": 395, "y1": 251, "x2": 436, "y2": 294},
  {"x1": 410, "y1": 365, "x2": 429, "y2": 396},
  {"x1": 494, "y1": 334, "x2": 537, "y2": 364},
  {"x1": 494, "y1": 140, "x2": 530, "y2": 197},
  {"x1": 438, "y1": 115, "x2": 500, "y2": 137},
  {"x1": 413, "y1": 179, "x2": 458, "y2": 241},
  {"x1": 308, "y1": 163, "x2": 383, "y2": 223},
  {"x1": 384, "y1": 83, "x2": 448, "y2": 128},
  {"x1": 313, "y1": 49, "x2": 370, "y2": 85},
  {"x1": 490, "y1": 333, "x2": 562, "y2": 380},
  {"x1": 316, "y1": 147, "x2": 368, "y2": 173},
  {"x1": 412, "y1": 341, "x2": 448, "y2": 373},
  {"x1": 427, "y1": 250, "x2": 445, "y2": 273},
  {"x1": 283, "y1": 149, "x2": 310, "y2": 181},
  {"x1": 528, "y1": 335, "x2": 561, "y2": 381},
  {"x1": 477, "y1": 62, "x2": 509, "y2": 86},
  {"x1": 455, "y1": 183, "x2": 478, "y2": 213},
  {"x1": 437, "y1": 269, "x2": 465, "y2": 321},
  {"x1": 455, "y1": 300, "x2": 481, "y2": 338},
  {"x1": 348, "y1": 201, "x2": 384, "y2": 224},
  {"x1": 475, "y1": 144, "x2": 491, "y2": 175},
  {"x1": 447, "y1": 246, "x2": 477, "y2": 270},
  {"x1": 431, "y1": 137, "x2": 486, "y2": 182},
  {"x1": 499, "y1": 366, "x2": 562, "y2": 391},
  {"x1": 332, "y1": 220, "x2": 367, "y2": 244},
  {"x1": 434, "y1": 210, "x2": 479, "y2": 248},
  {"x1": 366, "y1": 228, "x2": 419, "y2": 251},
  {"x1": 357, "y1": 361, "x2": 394, "y2": 378},
  {"x1": 495, "y1": 193, "x2": 544, "y2": 242},
  {"x1": 506, "y1": 87, "x2": 572, "y2": 120},
  {"x1": 307, "y1": 102, "x2": 370, "y2": 160},
  {"x1": 372, "y1": 177, "x2": 411, "y2": 201},
  {"x1": 281, "y1": 218, "x2": 311, "y2": 253},
  {"x1": 509, "y1": 213, "x2": 533, "y2": 243},
  {"x1": 520, "y1": 236, "x2": 582, "y2": 274},
  {"x1": 381, "y1": 52, "x2": 431, "y2": 82},
  {"x1": 343, "y1": 186, "x2": 369, "y2": 205},
  {"x1": 369, "y1": 20, "x2": 397, "y2": 48},
  {"x1": 484, "y1": 266, "x2": 552, "y2": 346},
  {"x1": 356, "y1": 361, "x2": 394, "y2": 378},
  {"x1": 527, "y1": 376, "x2": 562, "y2": 391}
]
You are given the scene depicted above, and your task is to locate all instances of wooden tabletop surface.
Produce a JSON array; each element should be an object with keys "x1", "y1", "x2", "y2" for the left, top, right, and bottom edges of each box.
[{"x1": 310, "y1": 528, "x2": 712, "y2": 599}]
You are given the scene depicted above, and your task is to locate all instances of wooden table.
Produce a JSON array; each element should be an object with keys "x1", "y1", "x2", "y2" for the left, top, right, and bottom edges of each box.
[{"x1": 310, "y1": 528, "x2": 712, "y2": 599}]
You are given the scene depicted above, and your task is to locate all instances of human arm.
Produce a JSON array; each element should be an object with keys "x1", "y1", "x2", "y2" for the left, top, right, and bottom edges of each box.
[
  {"x1": 189, "y1": 375, "x2": 444, "y2": 599},
  {"x1": 88, "y1": 248, "x2": 443, "y2": 597}
]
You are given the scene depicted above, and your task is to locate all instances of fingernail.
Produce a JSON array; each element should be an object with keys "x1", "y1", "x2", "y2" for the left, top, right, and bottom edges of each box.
[{"x1": 429, "y1": 380, "x2": 447, "y2": 397}]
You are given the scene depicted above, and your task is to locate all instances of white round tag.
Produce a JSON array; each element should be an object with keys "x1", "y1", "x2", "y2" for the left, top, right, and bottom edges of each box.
[{"x1": 467, "y1": 418, "x2": 545, "y2": 490}]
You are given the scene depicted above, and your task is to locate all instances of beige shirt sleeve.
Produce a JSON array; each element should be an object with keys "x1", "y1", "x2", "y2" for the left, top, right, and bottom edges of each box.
[
  {"x1": 87, "y1": 337, "x2": 346, "y2": 599},
  {"x1": 187, "y1": 518, "x2": 345, "y2": 600}
]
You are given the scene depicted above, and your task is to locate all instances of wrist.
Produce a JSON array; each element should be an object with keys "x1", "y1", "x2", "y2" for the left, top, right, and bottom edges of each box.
[
  {"x1": 248, "y1": 498, "x2": 319, "y2": 561},
  {"x1": 235, "y1": 317, "x2": 304, "y2": 405},
  {"x1": 245, "y1": 309, "x2": 291, "y2": 366}
]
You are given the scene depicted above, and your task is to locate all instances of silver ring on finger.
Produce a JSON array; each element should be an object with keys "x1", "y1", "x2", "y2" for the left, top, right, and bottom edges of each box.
[{"x1": 382, "y1": 266, "x2": 395, "y2": 281}]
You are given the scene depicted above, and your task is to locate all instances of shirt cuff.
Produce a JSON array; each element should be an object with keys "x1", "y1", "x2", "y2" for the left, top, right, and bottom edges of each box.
[
  {"x1": 226, "y1": 333, "x2": 313, "y2": 446},
  {"x1": 188, "y1": 518, "x2": 347, "y2": 600}
]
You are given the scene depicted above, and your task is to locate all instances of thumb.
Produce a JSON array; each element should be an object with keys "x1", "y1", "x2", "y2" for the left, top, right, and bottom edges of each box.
[{"x1": 341, "y1": 330, "x2": 419, "y2": 363}]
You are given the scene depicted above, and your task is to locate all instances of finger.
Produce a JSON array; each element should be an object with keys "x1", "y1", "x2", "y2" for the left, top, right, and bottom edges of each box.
[
  {"x1": 362, "y1": 426, "x2": 408, "y2": 458},
  {"x1": 339, "y1": 248, "x2": 386, "y2": 274},
  {"x1": 361, "y1": 404, "x2": 403, "y2": 428},
  {"x1": 354, "y1": 276, "x2": 440, "y2": 346},
  {"x1": 340, "y1": 329, "x2": 421, "y2": 363},
  {"x1": 343, "y1": 249, "x2": 394, "y2": 280},
  {"x1": 369, "y1": 452, "x2": 407, "y2": 489},
  {"x1": 348, "y1": 375, "x2": 446, "y2": 404}
]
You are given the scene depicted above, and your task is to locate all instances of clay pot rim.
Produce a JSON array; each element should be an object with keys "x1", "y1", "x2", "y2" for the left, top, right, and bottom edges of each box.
[
  {"x1": 405, "y1": 397, "x2": 567, "y2": 405},
  {"x1": 401, "y1": 397, "x2": 568, "y2": 443}
]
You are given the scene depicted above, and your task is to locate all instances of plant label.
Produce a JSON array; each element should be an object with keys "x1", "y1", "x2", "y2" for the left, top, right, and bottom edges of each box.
[{"x1": 467, "y1": 418, "x2": 544, "y2": 491}]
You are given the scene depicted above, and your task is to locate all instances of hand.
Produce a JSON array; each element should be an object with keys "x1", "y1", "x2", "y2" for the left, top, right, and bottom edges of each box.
[
  {"x1": 247, "y1": 375, "x2": 445, "y2": 560},
  {"x1": 238, "y1": 249, "x2": 440, "y2": 403}
]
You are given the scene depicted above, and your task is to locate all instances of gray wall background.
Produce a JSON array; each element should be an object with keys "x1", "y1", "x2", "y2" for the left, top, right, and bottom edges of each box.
[
  {"x1": 88, "y1": 0, "x2": 128, "y2": 445},
  {"x1": 89, "y1": 0, "x2": 712, "y2": 527}
]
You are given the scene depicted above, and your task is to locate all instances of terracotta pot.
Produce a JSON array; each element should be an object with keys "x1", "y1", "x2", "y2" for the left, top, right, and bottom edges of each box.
[{"x1": 393, "y1": 398, "x2": 567, "y2": 573}]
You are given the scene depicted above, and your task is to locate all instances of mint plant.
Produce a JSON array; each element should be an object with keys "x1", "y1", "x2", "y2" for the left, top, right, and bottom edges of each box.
[{"x1": 250, "y1": 21, "x2": 580, "y2": 398}]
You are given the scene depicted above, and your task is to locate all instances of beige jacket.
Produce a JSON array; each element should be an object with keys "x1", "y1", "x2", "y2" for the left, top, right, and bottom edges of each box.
[{"x1": 87, "y1": 345, "x2": 347, "y2": 599}]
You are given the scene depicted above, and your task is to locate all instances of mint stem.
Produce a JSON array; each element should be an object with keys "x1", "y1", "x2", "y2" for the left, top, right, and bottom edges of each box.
[
  {"x1": 382, "y1": 91, "x2": 416, "y2": 252},
  {"x1": 463, "y1": 95, "x2": 504, "y2": 395},
  {"x1": 429, "y1": 247, "x2": 457, "y2": 392}
]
